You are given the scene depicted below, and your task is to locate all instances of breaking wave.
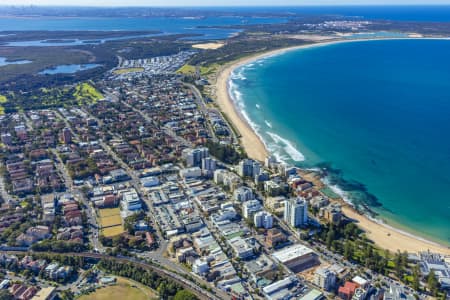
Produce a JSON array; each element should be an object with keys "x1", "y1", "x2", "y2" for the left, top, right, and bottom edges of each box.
[
  {"x1": 266, "y1": 132, "x2": 305, "y2": 162},
  {"x1": 321, "y1": 176, "x2": 352, "y2": 205},
  {"x1": 229, "y1": 66, "x2": 306, "y2": 164}
]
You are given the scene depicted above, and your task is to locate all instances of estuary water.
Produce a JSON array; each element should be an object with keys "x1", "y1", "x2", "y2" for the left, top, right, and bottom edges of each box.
[
  {"x1": 39, "y1": 64, "x2": 102, "y2": 75},
  {"x1": 0, "y1": 15, "x2": 287, "y2": 41}
]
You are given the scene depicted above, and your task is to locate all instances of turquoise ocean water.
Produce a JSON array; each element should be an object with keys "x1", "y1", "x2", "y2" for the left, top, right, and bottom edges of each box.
[{"x1": 229, "y1": 39, "x2": 450, "y2": 246}]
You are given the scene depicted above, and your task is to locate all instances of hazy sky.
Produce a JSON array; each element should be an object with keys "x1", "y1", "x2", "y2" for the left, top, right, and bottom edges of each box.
[{"x1": 2, "y1": 0, "x2": 450, "y2": 6}]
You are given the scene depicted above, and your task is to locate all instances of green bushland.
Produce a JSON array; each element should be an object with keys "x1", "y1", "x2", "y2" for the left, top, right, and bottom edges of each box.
[
  {"x1": 205, "y1": 140, "x2": 246, "y2": 164},
  {"x1": 0, "y1": 82, "x2": 103, "y2": 112}
]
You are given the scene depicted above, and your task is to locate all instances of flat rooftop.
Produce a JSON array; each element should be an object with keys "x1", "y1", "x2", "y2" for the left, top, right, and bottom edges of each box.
[
  {"x1": 299, "y1": 289, "x2": 323, "y2": 300},
  {"x1": 272, "y1": 244, "x2": 315, "y2": 263},
  {"x1": 263, "y1": 276, "x2": 297, "y2": 295}
]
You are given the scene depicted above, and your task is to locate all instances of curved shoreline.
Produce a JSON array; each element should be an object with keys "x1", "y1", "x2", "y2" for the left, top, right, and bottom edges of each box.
[
  {"x1": 215, "y1": 53, "x2": 269, "y2": 162},
  {"x1": 213, "y1": 37, "x2": 450, "y2": 255}
]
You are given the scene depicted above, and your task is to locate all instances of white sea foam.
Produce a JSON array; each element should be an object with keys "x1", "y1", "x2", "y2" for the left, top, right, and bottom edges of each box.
[
  {"x1": 231, "y1": 67, "x2": 247, "y2": 81},
  {"x1": 304, "y1": 167, "x2": 321, "y2": 172},
  {"x1": 228, "y1": 80, "x2": 244, "y2": 109},
  {"x1": 253, "y1": 52, "x2": 283, "y2": 66},
  {"x1": 229, "y1": 66, "x2": 307, "y2": 165},
  {"x1": 321, "y1": 177, "x2": 353, "y2": 205},
  {"x1": 228, "y1": 74, "x2": 277, "y2": 168},
  {"x1": 266, "y1": 131, "x2": 305, "y2": 162},
  {"x1": 265, "y1": 141, "x2": 289, "y2": 163},
  {"x1": 228, "y1": 76, "x2": 261, "y2": 136},
  {"x1": 241, "y1": 109, "x2": 260, "y2": 132},
  {"x1": 243, "y1": 63, "x2": 255, "y2": 70}
]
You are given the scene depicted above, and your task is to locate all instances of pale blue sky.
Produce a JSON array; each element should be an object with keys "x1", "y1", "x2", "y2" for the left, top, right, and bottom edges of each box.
[{"x1": 2, "y1": 0, "x2": 450, "y2": 6}]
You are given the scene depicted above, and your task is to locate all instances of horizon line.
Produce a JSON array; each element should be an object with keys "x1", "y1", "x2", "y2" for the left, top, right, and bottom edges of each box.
[{"x1": 2, "y1": 4, "x2": 450, "y2": 8}]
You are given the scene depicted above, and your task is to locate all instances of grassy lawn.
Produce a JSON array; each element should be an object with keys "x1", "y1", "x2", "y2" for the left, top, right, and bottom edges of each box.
[
  {"x1": 79, "y1": 277, "x2": 157, "y2": 300},
  {"x1": 177, "y1": 64, "x2": 196, "y2": 75},
  {"x1": 0, "y1": 95, "x2": 6, "y2": 115},
  {"x1": 113, "y1": 67, "x2": 144, "y2": 75},
  {"x1": 20, "y1": 200, "x2": 29, "y2": 208},
  {"x1": 73, "y1": 82, "x2": 103, "y2": 104},
  {"x1": 177, "y1": 64, "x2": 219, "y2": 77},
  {"x1": 403, "y1": 275, "x2": 414, "y2": 284},
  {"x1": 99, "y1": 215, "x2": 122, "y2": 228},
  {"x1": 387, "y1": 261, "x2": 396, "y2": 268},
  {"x1": 98, "y1": 208, "x2": 121, "y2": 218},
  {"x1": 200, "y1": 64, "x2": 219, "y2": 76},
  {"x1": 98, "y1": 208, "x2": 124, "y2": 237},
  {"x1": 102, "y1": 226, "x2": 125, "y2": 237}
]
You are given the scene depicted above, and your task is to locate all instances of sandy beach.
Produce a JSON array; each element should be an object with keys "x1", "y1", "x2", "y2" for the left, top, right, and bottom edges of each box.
[
  {"x1": 213, "y1": 37, "x2": 450, "y2": 255},
  {"x1": 342, "y1": 206, "x2": 450, "y2": 255},
  {"x1": 214, "y1": 52, "x2": 272, "y2": 161}
]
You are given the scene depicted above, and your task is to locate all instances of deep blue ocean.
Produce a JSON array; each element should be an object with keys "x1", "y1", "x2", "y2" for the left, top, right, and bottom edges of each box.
[
  {"x1": 230, "y1": 39, "x2": 450, "y2": 245},
  {"x1": 212, "y1": 6, "x2": 450, "y2": 22}
]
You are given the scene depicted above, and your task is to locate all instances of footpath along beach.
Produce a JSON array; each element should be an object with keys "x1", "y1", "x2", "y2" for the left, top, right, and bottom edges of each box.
[{"x1": 212, "y1": 38, "x2": 450, "y2": 255}]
